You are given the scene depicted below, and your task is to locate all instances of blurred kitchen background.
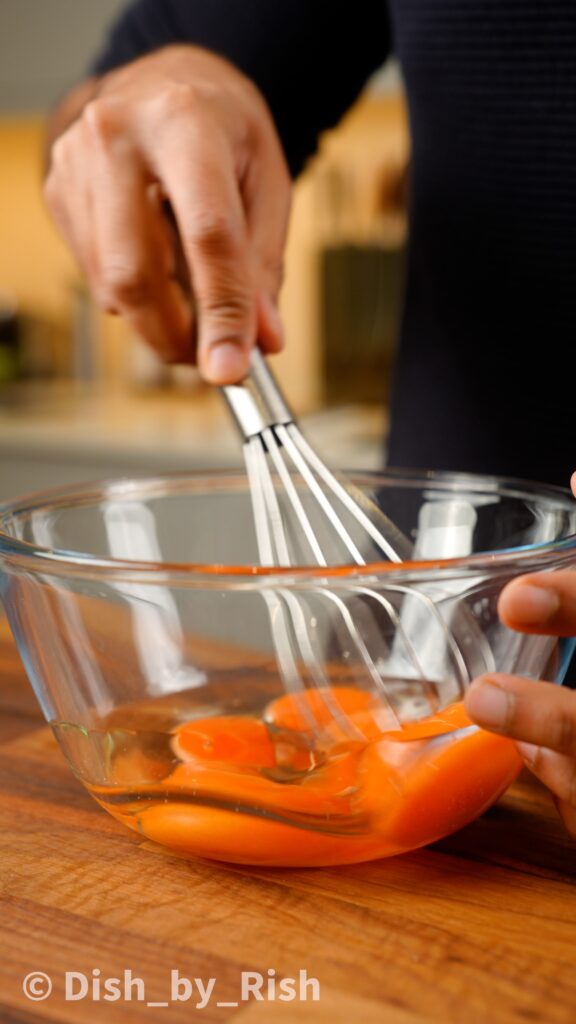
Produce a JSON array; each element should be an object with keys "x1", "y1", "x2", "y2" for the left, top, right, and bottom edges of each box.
[{"x1": 0, "y1": 0, "x2": 409, "y2": 499}]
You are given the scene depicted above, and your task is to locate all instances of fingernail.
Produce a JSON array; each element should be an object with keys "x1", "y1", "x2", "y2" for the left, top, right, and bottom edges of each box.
[
  {"x1": 516, "y1": 741, "x2": 539, "y2": 765},
  {"x1": 512, "y1": 584, "x2": 560, "y2": 624},
  {"x1": 466, "y1": 680, "x2": 512, "y2": 729},
  {"x1": 206, "y1": 341, "x2": 248, "y2": 383}
]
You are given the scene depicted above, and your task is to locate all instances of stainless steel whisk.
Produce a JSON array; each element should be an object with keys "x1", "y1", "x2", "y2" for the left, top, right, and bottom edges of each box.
[
  {"x1": 222, "y1": 350, "x2": 489, "y2": 732},
  {"x1": 222, "y1": 349, "x2": 411, "y2": 568}
]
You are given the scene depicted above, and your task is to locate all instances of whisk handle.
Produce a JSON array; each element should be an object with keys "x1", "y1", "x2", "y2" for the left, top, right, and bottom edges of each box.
[{"x1": 221, "y1": 348, "x2": 293, "y2": 439}]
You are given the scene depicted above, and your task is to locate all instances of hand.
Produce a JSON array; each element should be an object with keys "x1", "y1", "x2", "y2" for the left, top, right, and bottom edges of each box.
[
  {"x1": 465, "y1": 472, "x2": 576, "y2": 835},
  {"x1": 44, "y1": 45, "x2": 291, "y2": 383}
]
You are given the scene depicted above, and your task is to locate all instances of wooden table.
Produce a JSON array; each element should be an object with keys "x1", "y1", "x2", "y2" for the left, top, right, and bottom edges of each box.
[{"x1": 0, "y1": 617, "x2": 575, "y2": 1024}]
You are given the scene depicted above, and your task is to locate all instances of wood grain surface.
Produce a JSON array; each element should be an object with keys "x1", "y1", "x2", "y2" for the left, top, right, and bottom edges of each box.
[{"x1": 0, "y1": 616, "x2": 575, "y2": 1024}]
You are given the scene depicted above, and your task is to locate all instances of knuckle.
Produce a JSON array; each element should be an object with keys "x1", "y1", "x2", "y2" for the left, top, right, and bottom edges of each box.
[
  {"x1": 99, "y1": 262, "x2": 151, "y2": 309},
  {"x1": 48, "y1": 133, "x2": 71, "y2": 174},
  {"x1": 155, "y1": 81, "x2": 209, "y2": 119},
  {"x1": 82, "y1": 98, "x2": 120, "y2": 142},
  {"x1": 203, "y1": 290, "x2": 253, "y2": 327},
  {"x1": 185, "y1": 212, "x2": 239, "y2": 255}
]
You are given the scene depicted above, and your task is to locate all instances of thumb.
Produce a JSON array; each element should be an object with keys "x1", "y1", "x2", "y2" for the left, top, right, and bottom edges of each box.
[{"x1": 498, "y1": 571, "x2": 576, "y2": 636}]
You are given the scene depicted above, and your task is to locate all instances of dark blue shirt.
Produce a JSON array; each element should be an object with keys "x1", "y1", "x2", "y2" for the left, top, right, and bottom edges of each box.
[{"x1": 91, "y1": 0, "x2": 576, "y2": 487}]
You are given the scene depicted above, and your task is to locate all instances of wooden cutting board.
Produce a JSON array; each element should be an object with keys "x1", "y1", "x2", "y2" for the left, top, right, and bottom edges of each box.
[{"x1": 0, "y1": 618, "x2": 575, "y2": 1024}]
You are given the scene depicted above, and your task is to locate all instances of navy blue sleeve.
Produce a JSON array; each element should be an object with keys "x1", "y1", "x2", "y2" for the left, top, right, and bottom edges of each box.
[{"x1": 89, "y1": 0, "x2": 390, "y2": 176}]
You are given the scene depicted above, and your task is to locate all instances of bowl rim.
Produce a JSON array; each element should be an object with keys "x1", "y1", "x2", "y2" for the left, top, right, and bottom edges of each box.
[{"x1": 0, "y1": 467, "x2": 574, "y2": 583}]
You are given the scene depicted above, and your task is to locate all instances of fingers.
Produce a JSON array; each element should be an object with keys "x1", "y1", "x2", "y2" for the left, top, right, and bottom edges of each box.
[
  {"x1": 466, "y1": 673, "x2": 576, "y2": 838},
  {"x1": 498, "y1": 472, "x2": 576, "y2": 635},
  {"x1": 44, "y1": 127, "x2": 99, "y2": 283},
  {"x1": 489, "y1": 474, "x2": 576, "y2": 838},
  {"x1": 516, "y1": 742, "x2": 576, "y2": 808},
  {"x1": 46, "y1": 104, "x2": 194, "y2": 363},
  {"x1": 154, "y1": 113, "x2": 257, "y2": 384},
  {"x1": 515, "y1": 742, "x2": 576, "y2": 838},
  {"x1": 465, "y1": 674, "x2": 576, "y2": 754},
  {"x1": 44, "y1": 50, "x2": 293, "y2": 381},
  {"x1": 498, "y1": 571, "x2": 576, "y2": 635},
  {"x1": 85, "y1": 106, "x2": 193, "y2": 362}
]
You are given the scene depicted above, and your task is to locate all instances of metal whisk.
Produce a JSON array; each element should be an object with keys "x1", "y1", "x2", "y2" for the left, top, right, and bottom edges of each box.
[
  {"x1": 222, "y1": 350, "x2": 411, "y2": 567},
  {"x1": 222, "y1": 350, "x2": 490, "y2": 732}
]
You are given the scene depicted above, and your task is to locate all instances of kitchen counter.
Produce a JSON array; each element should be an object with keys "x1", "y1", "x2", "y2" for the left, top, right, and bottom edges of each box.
[
  {"x1": 0, "y1": 618, "x2": 575, "y2": 1023},
  {"x1": 0, "y1": 382, "x2": 387, "y2": 499}
]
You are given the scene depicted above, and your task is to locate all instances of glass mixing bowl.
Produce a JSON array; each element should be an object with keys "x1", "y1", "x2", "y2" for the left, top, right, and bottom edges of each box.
[{"x1": 0, "y1": 470, "x2": 575, "y2": 867}]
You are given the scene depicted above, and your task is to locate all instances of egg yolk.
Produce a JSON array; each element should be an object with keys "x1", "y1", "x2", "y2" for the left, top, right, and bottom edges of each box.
[{"x1": 128, "y1": 688, "x2": 521, "y2": 866}]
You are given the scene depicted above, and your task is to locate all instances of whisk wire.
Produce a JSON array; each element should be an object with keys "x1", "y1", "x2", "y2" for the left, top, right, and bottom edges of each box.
[
  {"x1": 275, "y1": 424, "x2": 366, "y2": 565},
  {"x1": 223, "y1": 349, "x2": 485, "y2": 732},
  {"x1": 285, "y1": 426, "x2": 407, "y2": 563},
  {"x1": 262, "y1": 427, "x2": 327, "y2": 566}
]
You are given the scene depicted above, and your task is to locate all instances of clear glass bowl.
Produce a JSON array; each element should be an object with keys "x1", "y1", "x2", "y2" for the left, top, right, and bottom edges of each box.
[{"x1": 0, "y1": 469, "x2": 575, "y2": 867}]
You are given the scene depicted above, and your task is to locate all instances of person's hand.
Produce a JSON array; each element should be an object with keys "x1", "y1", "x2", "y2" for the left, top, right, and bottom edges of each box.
[
  {"x1": 465, "y1": 472, "x2": 576, "y2": 835},
  {"x1": 44, "y1": 45, "x2": 291, "y2": 383}
]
